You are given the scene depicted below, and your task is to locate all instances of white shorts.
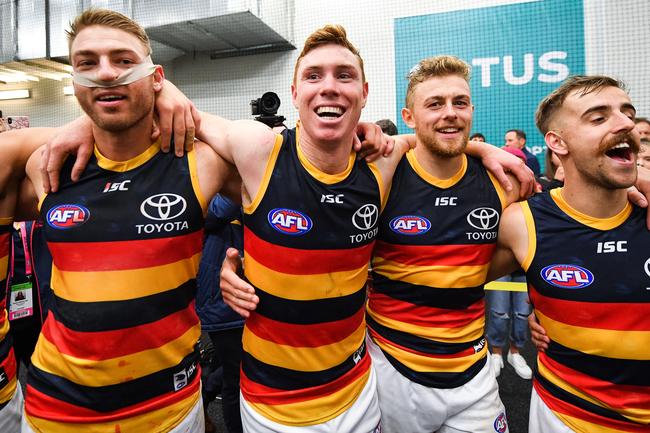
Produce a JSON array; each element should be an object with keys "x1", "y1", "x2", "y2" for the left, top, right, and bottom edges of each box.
[
  {"x1": 0, "y1": 385, "x2": 23, "y2": 433},
  {"x1": 368, "y1": 337, "x2": 508, "y2": 433},
  {"x1": 21, "y1": 395, "x2": 204, "y2": 433},
  {"x1": 240, "y1": 366, "x2": 381, "y2": 433},
  {"x1": 529, "y1": 387, "x2": 574, "y2": 433}
]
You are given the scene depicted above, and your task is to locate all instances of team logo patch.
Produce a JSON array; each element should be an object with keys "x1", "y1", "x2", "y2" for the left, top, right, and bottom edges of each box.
[
  {"x1": 352, "y1": 204, "x2": 379, "y2": 230},
  {"x1": 140, "y1": 193, "x2": 187, "y2": 221},
  {"x1": 541, "y1": 264, "x2": 594, "y2": 289},
  {"x1": 493, "y1": 412, "x2": 507, "y2": 433},
  {"x1": 644, "y1": 258, "x2": 650, "y2": 278},
  {"x1": 47, "y1": 204, "x2": 90, "y2": 229},
  {"x1": 390, "y1": 215, "x2": 431, "y2": 235},
  {"x1": 268, "y1": 208, "x2": 312, "y2": 235},
  {"x1": 467, "y1": 207, "x2": 499, "y2": 230}
]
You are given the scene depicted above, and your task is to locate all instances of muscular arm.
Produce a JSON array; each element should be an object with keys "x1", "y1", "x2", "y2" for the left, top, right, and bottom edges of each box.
[{"x1": 486, "y1": 202, "x2": 530, "y2": 282}]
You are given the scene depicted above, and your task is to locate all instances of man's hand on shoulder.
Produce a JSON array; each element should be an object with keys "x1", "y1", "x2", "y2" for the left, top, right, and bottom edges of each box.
[{"x1": 155, "y1": 80, "x2": 201, "y2": 155}]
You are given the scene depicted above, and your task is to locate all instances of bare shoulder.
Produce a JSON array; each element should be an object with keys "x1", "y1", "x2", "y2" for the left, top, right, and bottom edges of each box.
[
  {"x1": 498, "y1": 201, "x2": 530, "y2": 261},
  {"x1": 25, "y1": 147, "x2": 46, "y2": 201},
  {"x1": 193, "y1": 140, "x2": 236, "y2": 201}
]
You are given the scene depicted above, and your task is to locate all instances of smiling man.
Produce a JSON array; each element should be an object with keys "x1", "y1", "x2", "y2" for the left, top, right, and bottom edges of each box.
[{"x1": 489, "y1": 75, "x2": 650, "y2": 433}]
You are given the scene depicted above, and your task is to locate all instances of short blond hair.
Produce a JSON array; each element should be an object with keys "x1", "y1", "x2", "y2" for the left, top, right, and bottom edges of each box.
[
  {"x1": 293, "y1": 24, "x2": 365, "y2": 84},
  {"x1": 66, "y1": 8, "x2": 151, "y2": 56},
  {"x1": 405, "y1": 56, "x2": 471, "y2": 108},
  {"x1": 535, "y1": 75, "x2": 624, "y2": 135}
]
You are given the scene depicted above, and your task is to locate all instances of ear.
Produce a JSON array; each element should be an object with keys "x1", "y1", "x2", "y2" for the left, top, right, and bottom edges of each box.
[
  {"x1": 401, "y1": 107, "x2": 415, "y2": 129},
  {"x1": 361, "y1": 81, "x2": 369, "y2": 108},
  {"x1": 545, "y1": 130, "x2": 568, "y2": 156},
  {"x1": 152, "y1": 65, "x2": 164, "y2": 93},
  {"x1": 291, "y1": 83, "x2": 298, "y2": 109}
]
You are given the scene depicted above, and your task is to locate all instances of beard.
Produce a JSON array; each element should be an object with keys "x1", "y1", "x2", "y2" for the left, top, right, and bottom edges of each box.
[
  {"x1": 598, "y1": 131, "x2": 641, "y2": 155},
  {"x1": 418, "y1": 128, "x2": 469, "y2": 157}
]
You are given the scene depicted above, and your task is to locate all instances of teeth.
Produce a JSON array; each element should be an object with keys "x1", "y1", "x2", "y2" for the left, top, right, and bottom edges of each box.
[
  {"x1": 316, "y1": 106, "x2": 343, "y2": 115},
  {"x1": 612, "y1": 142, "x2": 630, "y2": 149},
  {"x1": 439, "y1": 128, "x2": 459, "y2": 133}
]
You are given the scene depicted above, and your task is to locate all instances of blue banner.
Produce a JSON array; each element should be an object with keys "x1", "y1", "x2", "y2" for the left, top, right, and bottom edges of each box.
[{"x1": 394, "y1": 0, "x2": 585, "y2": 171}]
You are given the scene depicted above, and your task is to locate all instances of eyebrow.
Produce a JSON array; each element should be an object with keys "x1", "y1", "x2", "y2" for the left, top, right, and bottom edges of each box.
[
  {"x1": 72, "y1": 49, "x2": 140, "y2": 58},
  {"x1": 581, "y1": 102, "x2": 636, "y2": 117}
]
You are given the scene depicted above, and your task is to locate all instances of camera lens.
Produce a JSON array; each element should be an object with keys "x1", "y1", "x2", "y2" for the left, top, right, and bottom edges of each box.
[{"x1": 260, "y1": 92, "x2": 281, "y2": 114}]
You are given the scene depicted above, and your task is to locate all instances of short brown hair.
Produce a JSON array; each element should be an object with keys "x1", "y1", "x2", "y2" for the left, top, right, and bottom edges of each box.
[
  {"x1": 293, "y1": 24, "x2": 365, "y2": 84},
  {"x1": 535, "y1": 75, "x2": 625, "y2": 135},
  {"x1": 405, "y1": 56, "x2": 470, "y2": 109},
  {"x1": 67, "y1": 8, "x2": 151, "y2": 56}
]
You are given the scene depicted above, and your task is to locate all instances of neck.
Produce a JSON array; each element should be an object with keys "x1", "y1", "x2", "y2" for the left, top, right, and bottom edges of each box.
[
  {"x1": 298, "y1": 129, "x2": 354, "y2": 174},
  {"x1": 413, "y1": 142, "x2": 464, "y2": 179},
  {"x1": 92, "y1": 118, "x2": 154, "y2": 161},
  {"x1": 559, "y1": 174, "x2": 629, "y2": 219}
]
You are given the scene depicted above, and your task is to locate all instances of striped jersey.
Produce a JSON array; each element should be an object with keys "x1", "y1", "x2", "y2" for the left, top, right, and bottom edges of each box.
[
  {"x1": 522, "y1": 188, "x2": 650, "y2": 433},
  {"x1": 0, "y1": 216, "x2": 18, "y2": 410},
  {"x1": 368, "y1": 152, "x2": 505, "y2": 388},
  {"x1": 241, "y1": 126, "x2": 383, "y2": 426},
  {"x1": 26, "y1": 142, "x2": 206, "y2": 433}
]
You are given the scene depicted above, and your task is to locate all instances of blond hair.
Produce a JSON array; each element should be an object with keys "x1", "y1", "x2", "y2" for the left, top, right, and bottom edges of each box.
[
  {"x1": 293, "y1": 24, "x2": 365, "y2": 84},
  {"x1": 67, "y1": 8, "x2": 151, "y2": 56},
  {"x1": 405, "y1": 56, "x2": 471, "y2": 108}
]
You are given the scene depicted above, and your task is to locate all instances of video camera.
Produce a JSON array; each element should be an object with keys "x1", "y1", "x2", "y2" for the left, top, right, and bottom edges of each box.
[{"x1": 251, "y1": 92, "x2": 286, "y2": 128}]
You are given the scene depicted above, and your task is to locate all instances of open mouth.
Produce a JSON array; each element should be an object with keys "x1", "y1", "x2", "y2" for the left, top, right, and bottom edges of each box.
[
  {"x1": 96, "y1": 94, "x2": 126, "y2": 102},
  {"x1": 316, "y1": 106, "x2": 344, "y2": 119},
  {"x1": 437, "y1": 127, "x2": 461, "y2": 134},
  {"x1": 605, "y1": 142, "x2": 634, "y2": 162}
]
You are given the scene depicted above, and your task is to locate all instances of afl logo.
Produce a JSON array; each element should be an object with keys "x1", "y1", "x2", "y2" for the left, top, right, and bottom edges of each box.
[
  {"x1": 390, "y1": 215, "x2": 431, "y2": 235},
  {"x1": 541, "y1": 264, "x2": 594, "y2": 289},
  {"x1": 268, "y1": 208, "x2": 313, "y2": 235},
  {"x1": 47, "y1": 204, "x2": 90, "y2": 229},
  {"x1": 140, "y1": 193, "x2": 187, "y2": 221},
  {"x1": 493, "y1": 412, "x2": 507, "y2": 433},
  {"x1": 467, "y1": 207, "x2": 499, "y2": 230}
]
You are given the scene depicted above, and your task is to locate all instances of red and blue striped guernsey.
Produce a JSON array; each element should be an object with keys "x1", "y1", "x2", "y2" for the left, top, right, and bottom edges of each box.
[
  {"x1": 241, "y1": 126, "x2": 384, "y2": 426},
  {"x1": 27, "y1": 141, "x2": 206, "y2": 432},
  {"x1": 368, "y1": 152, "x2": 505, "y2": 388},
  {"x1": 0, "y1": 217, "x2": 18, "y2": 410},
  {"x1": 522, "y1": 188, "x2": 650, "y2": 433}
]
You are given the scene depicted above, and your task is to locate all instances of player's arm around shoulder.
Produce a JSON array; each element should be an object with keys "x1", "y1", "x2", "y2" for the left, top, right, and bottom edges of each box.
[
  {"x1": 0, "y1": 127, "x2": 57, "y2": 194},
  {"x1": 371, "y1": 134, "x2": 412, "y2": 194},
  {"x1": 21, "y1": 146, "x2": 46, "y2": 218},
  {"x1": 487, "y1": 202, "x2": 530, "y2": 281}
]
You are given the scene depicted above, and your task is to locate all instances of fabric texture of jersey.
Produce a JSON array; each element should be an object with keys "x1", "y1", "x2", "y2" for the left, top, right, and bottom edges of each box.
[
  {"x1": 26, "y1": 142, "x2": 206, "y2": 433},
  {"x1": 0, "y1": 216, "x2": 18, "y2": 410},
  {"x1": 368, "y1": 152, "x2": 505, "y2": 388},
  {"x1": 523, "y1": 188, "x2": 650, "y2": 433},
  {"x1": 241, "y1": 126, "x2": 382, "y2": 426}
]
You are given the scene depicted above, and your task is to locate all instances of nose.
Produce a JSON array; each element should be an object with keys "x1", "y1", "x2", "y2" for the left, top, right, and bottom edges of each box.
[
  {"x1": 441, "y1": 102, "x2": 457, "y2": 120},
  {"x1": 612, "y1": 111, "x2": 636, "y2": 134},
  {"x1": 96, "y1": 57, "x2": 120, "y2": 82},
  {"x1": 319, "y1": 73, "x2": 340, "y2": 96}
]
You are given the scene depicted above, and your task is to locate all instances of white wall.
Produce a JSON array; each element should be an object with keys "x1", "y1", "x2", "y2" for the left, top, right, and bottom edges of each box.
[{"x1": 3, "y1": 0, "x2": 649, "y2": 127}]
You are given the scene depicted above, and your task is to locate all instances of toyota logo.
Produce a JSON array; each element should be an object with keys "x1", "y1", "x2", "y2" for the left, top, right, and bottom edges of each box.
[
  {"x1": 141, "y1": 193, "x2": 187, "y2": 221},
  {"x1": 352, "y1": 204, "x2": 378, "y2": 230},
  {"x1": 467, "y1": 207, "x2": 499, "y2": 230},
  {"x1": 645, "y1": 258, "x2": 650, "y2": 278}
]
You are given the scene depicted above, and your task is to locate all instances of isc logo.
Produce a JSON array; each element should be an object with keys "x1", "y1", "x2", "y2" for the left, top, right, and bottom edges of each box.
[
  {"x1": 541, "y1": 264, "x2": 594, "y2": 289},
  {"x1": 47, "y1": 204, "x2": 90, "y2": 229},
  {"x1": 268, "y1": 208, "x2": 313, "y2": 235},
  {"x1": 390, "y1": 215, "x2": 431, "y2": 235}
]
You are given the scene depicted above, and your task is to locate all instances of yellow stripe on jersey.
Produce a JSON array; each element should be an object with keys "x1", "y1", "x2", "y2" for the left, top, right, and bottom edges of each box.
[
  {"x1": 296, "y1": 127, "x2": 355, "y2": 185},
  {"x1": 51, "y1": 253, "x2": 201, "y2": 302},
  {"x1": 550, "y1": 188, "x2": 632, "y2": 230},
  {"x1": 248, "y1": 369, "x2": 370, "y2": 426},
  {"x1": 376, "y1": 338, "x2": 487, "y2": 373},
  {"x1": 553, "y1": 413, "x2": 638, "y2": 433},
  {"x1": 487, "y1": 171, "x2": 507, "y2": 211},
  {"x1": 187, "y1": 147, "x2": 208, "y2": 215},
  {"x1": 366, "y1": 304, "x2": 484, "y2": 343},
  {"x1": 0, "y1": 377, "x2": 16, "y2": 404},
  {"x1": 0, "y1": 311, "x2": 9, "y2": 336},
  {"x1": 245, "y1": 133, "x2": 283, "y2": 215},
  {"x1": 26, "y1": 390, "x2": 200, "y2": 433},
  {"x1": 0, "y1": 217, "x2": 12, "y2": 225},
  {"x1": 520, "y1": 201, "x2": 537, "y2": 272},
  {"x1": 31, "y1": 324, "x2": 200, "y2": 387},
  {"x1": 372, "y1": 256, "x2": 488, "y2": 289},
  {"x1": 537, "y1": 310, "x2": 650, "y2": 360},
  {"x1": 407, "y1": 151, "x2": 467, "y2": 189},
  {"x1": 94, "y1": 140, "x2": 160, "y2": 172},
  {"x1": 0, "y1": 255, "x2": 7, "y2": 278},
  {"x1": 367, "y1": 162, "x2": 388, "y2": 211},
  {"x1": 242, "y1": 321, "x2": 366, "y2": 372},
  {"x1": 245, "y1": 253, "x2": 367, "y2": 301}
]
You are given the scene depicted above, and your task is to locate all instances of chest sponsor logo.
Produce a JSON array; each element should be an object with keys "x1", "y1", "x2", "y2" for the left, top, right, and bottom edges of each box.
[
  {"x1": 140, "y1": 193, "x2": 187, "y2": 221},
  {"x1": 541, "y1": 264, "x2": 594, "y2": 289},
  {"x1": 352, "y1": 204, "x2": 379, "y2": 230},
  {"x1": 390, "y1": 215, "x2": 431, "y2": 235},
  {"x1": 493, "y1": 412, "x2": 508, "y2": 433},
  {"x1": 268, "y1": 208, "x2": 312, "y2": 235},
  {"x1": 47, "y1": 204, "x2": 90, "y2": 229},
  {"x1": 644, "y1": 258, "x2": 650, "y2": 278},
  {"x1": 467, "y1": 207, "x2": 499, "y2": 230},
  {"x1": 103, "y1": 180, "x2": 131, "y2": 193}
]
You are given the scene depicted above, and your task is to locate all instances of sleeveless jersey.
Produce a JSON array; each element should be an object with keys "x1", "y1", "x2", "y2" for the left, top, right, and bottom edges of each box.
[
  {"x1": 368, "y1": 152, "x2": 505, "y2": 388},
  {"x1": 26, "y1": 142, "x2": 206, "y2": 433},
  {"x1": 0, "y1": 217, "x2": 18, "y2": 409},
  {"x1": 523, "y1": 188, "x2": 650, "y2": 433},
  {"x1": 241, "y1": 127, "x2": 383, "y2": 426}
]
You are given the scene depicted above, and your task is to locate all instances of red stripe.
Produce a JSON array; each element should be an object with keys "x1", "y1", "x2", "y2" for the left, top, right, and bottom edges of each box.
[
  {"x1": 40, "y1": 303, "x2": 199, "y2": 360},
  {"x1": 25, "y1": 374, "x2": 200, "y2": 422},
  {"x1": 244, "y1": 227, "x2": 373, "y2": 274},
  {"x1": 48, "y1": 230, "x2": 204, "y2": 272},
  {"x1": 539, "y1": 352, "x2": 650, "y2": 410},
  {"x1": 373, "y1": 241, "x2": 495, "y2": 267},
  {"x1": 534, "y1": 380, "x2": 648, "y2": 433},
  {"x1": 241, "y1": 352, "x2": 370, "y2": 405},
  {"x1": 0, "y1": 232, "x2": 9, "y2": 258},
  {"x1": 0, "y1": 347, "x2": 17, "y2": 382},
  {"x1": 531, "y1": 289, "x2": 650, "y2": 331},
  {"x1": 368, "y1": 330, "x2": 476, "y2": 359},
  {"x1": 245, "y1": 308, "x2": 365, "y2": 347},
  {"x1": 368, "y1": 291, "x2": 484, "y2": 329}
]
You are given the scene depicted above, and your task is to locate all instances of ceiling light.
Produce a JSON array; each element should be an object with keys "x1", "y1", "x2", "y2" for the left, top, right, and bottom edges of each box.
[{"x1": 0, "y1": 89, "x2": 30, "y2": 100}]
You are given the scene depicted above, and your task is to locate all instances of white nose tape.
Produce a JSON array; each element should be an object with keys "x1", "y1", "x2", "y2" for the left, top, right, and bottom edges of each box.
[{"x1": 72, "y1": 56, "x2": 157, "y2": 88}]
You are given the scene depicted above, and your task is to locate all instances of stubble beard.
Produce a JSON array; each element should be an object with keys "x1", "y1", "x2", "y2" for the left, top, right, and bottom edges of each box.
[{"x1": 419, "y1": 129, "x2": 469, "y2": 158}]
